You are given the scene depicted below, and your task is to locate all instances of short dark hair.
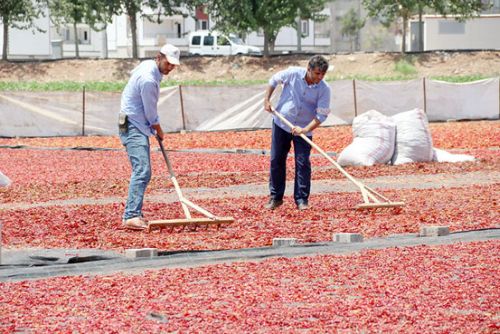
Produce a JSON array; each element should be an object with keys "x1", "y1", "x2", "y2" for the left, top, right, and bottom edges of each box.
[{"x1": 308, "y1": 55, "x2": 329, "y2": 73}]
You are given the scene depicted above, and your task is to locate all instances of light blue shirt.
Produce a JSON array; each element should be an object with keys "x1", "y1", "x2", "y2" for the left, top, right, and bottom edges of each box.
[
  {"x1": 120, "y1": 60, "x2": 163, "y2": 136},
  {"x1": 270, "y1": 67, "x2": 331, "y2": 135}
]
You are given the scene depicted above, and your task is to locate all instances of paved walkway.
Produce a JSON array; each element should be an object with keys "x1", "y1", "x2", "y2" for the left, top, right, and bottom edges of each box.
[{"x1": 2, "y1": 170, "x2": 498, "y2": 210}]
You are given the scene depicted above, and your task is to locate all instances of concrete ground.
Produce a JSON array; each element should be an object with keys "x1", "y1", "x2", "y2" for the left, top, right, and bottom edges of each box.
[{"x1": 1, "y1": 170, "x2": 497, "y2": 211}]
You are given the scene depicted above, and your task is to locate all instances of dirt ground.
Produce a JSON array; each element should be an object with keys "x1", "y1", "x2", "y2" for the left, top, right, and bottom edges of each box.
[{"x1": 0, "y1": 51, "x2": 500, "y2": 83}]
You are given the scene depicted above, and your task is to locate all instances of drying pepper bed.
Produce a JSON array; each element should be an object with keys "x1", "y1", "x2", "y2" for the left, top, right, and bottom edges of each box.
[
  {"x1": 0, "y1": 120, "x2": 498, "y2": 332},
  {"x1": 1, "y1": 241, "x2": 498, "y2": 333}
]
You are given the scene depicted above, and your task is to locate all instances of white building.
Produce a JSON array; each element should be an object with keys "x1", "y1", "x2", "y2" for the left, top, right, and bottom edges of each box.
[
  {"x1": 0, "y1": 4, "x2": 341, "y2": 59},
  {"x1": 1, "y1": 1, "x2": 500, "y2": 60},
  {"x1": 0, "y1": 7, "x2": 52, "y2": 59},
  {"x1": 409, "y1": 14, "x2": 500, "y2": 52}
]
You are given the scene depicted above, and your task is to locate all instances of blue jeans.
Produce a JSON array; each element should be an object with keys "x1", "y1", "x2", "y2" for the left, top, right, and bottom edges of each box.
[
  {"x1": 119, "y1": 123, "x2": 151, "y2": 220},
  {"x1": 269, "y1": 121, "x2": 312, "y2": 204}
]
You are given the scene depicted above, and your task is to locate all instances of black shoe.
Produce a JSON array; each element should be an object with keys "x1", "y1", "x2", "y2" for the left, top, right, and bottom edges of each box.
[
  {"x1": 265, "y1": 199, "x2": 283, "y2": 210},
  {"x1": 297, "y1": 202, "x2": 309, "y2": 210}
]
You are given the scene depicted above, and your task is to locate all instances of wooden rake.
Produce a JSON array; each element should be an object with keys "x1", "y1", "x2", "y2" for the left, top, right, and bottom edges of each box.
[
  {"x1": 148, "y1": 135, "x2": 234, "y2": 232},
  {"x1": 272, "y1": 111, "x2": 404, "y2": 210}
]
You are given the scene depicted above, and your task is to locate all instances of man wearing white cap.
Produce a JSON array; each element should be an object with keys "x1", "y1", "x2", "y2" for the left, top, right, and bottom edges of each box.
[{"x1": 118, "y1": 44, "x2": 180, "y2": 230}]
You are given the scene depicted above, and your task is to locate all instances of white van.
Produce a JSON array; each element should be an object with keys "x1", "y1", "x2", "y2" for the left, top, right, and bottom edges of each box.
[{"x1": 188, "y1": 30, "x2": 261, "y2": 56}]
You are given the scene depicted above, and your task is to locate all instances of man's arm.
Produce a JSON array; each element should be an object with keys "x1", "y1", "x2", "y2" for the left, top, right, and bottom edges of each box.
[
  {"x1": 140, "y1": 80, "x2": 162, "y2": 138},
  {"x1": 291, "y1": 118, "x2": 321, "y2": 136},
  {"x1": 264, "y1": 67, "x2": 294, "y2": 113},
  {"x1": 263, "y1": 85, "x2": 276, "y2": 113}
]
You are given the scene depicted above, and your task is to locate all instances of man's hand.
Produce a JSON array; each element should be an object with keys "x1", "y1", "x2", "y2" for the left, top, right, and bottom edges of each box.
[
  {"x1": 292, "y1": 119, "x2": 321, "y2": 136},
  {"x1": 291, "y1": 126, "x2": 305, "y2": 136},
  {"x1": 152, "y1": 124, "x2": 164, "y2": 141},
  {"x1": 156, "y1": 128, "x2": 164, "y2": 141},
  {"x1": 264, "y1": 100, "x2": 273, "y2": 113}
]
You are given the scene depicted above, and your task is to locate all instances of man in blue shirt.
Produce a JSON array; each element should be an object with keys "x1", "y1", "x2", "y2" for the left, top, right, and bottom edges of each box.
[
  {"x1": 263, "y1": 55, "x2": 331, "y2": 210},
  {"x1": 119, "y1": 44, "x2": 180, "y2": 230}
]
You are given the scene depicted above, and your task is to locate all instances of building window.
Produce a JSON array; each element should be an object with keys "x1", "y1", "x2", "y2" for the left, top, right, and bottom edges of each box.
[
  {"x1": 196, "y1": 20, "x2": 208, "y2": 30},
  {"x1": 438, "y1": 21, "x2": 465, "y2": 34},
  {"x1": 62, "y1": 26, "x2": 91, "y2": 44},
  {"x1": 175, "y1": 22, "x2": 181, "y2": 38},
  {"x1": 301, "y1": 20, "x2": 309, "y2": 37}
]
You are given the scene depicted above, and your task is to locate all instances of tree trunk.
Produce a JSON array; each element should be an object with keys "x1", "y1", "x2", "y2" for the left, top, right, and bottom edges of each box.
[
  {"x1": 401, "y1": 16, "x2": 407, "y2": 53},
  {"x1": 296, "y1": 17, "x2": 302, "y2": 52},
  {"x1": 102, "y1": 23, "x2": 108, "y2": 59},
  {"x1": 2, "y1": 17, "x2": 8, "y2": 61},
  {"x1": 355, "y1": 0, "x2": 361, "y2": 51},
  {"x1": 263, "y1": 31, "x2": 270, "y2": 57},
  {"x1": 418, "y1": 5, "x2": 424, "y2": 52},
  {"x1": 130, "y1": 13, "x2": 138, "y2": 59},
  {"x1": 328, "y1": 2, "x2": 336, "y2": 53},
  {"x1": 73, "y1": 22, "x2": 80, "y2": 58}
]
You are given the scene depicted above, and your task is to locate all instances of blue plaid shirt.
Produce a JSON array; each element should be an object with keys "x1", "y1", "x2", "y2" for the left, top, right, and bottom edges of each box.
[
  {"x1": 120, "y1": 60, "x2": 163, "y2": 136},
  {"x1": 270, "y1": 67, "x2": 331, "y2": 135}
]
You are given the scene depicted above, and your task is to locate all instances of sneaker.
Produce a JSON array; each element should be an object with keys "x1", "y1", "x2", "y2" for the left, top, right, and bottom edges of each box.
[
  {"x1": 297, "y1": 202, "x2": 309, "y2": 211},
  {"x1": 122, "y1": 217, "x2": 148, "y2": 230},
  {"x1": 265, "y1": 199, "x2": 284, "y2": 210}
]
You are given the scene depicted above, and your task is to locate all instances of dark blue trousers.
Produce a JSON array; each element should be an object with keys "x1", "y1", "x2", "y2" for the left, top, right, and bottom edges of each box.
[{"x1": 269, "y1": 121, "x2": 312, "y2": 204}]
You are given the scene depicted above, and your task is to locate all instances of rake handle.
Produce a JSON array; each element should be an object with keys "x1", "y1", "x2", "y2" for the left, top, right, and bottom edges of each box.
[
  {"x1": 156, "y1": 134, "x2": 175, "y2": 178},
  {"x1": 271, "y1": 110, "x2": 363, "y2": 188},
  {"x1": 156, "y1": 134, "x2": 192, "y2": 218}
]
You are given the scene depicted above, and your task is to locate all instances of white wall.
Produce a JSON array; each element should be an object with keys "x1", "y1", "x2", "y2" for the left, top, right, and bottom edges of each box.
[
  {"x1": 424, "y1": 15, "x2": 500, "y2": 51},
  {"x1": 245, "y1": 18, "x2": 330, "y2": 52},
  {"x1": 0, "y1": 10, "x2": 51, "y2": 59},
  {"x1": 60, "y1": 26, "x2": 105, "y2": 58}
]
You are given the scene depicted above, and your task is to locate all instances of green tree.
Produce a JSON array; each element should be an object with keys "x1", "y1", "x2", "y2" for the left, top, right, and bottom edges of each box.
[
  {"x1": 49, "y1": 0, "x2": 127, "y2": 59},
  {"x1": 49, "y1": 0, "x2": 92, "y2": 58},
  {"x1": 295, "y1": 1, "x2": 328, "y2": 51},
  {"x1": 340, "y1": 7, "x2": 365, "y2": 52},
  {"x1": 202, "y1": 0, "x2": 328, "y2": 56},
  {"x1": 362, "y1": 0, "x2": 489, "y2": 53},
  {"x1": 119, "y1": 0, "x2": 189, "y2": 59},
  {"x1": 50, "y1": 0, "x2": 189, "y2": 59},
  {"x1": 86, "y1": 0, "x2": 123, "y2": 58},
  {"x1": 0, "y1": 0, "x2": 47, "y2": 61}
]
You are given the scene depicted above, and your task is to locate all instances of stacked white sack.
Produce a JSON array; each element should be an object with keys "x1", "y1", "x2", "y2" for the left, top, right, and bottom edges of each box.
[
  {"x1": 338, "y1": 110, "x2": 396, "y2": 166},
  {"x1": 391, "y1": 108, "x2": 434, "y2": 165},
  {"x1": 0, "y1": 171, "x2": 11, "y2": 187}
]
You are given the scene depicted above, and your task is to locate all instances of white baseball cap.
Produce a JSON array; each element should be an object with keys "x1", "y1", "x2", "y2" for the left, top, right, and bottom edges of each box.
[{"x1": 160, "y1": 44, "x2": 180, "y2": 65}]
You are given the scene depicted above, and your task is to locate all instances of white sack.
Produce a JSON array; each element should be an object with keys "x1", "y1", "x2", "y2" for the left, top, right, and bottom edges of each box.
[
  {"x1": 432, "y1": 148, "x2": 475, "y2": 163},
  {"x1": 0, "y1": 171, "x2": 11, "y2": 187},
  {"x1": 391, "y1": 108, "x2": 434, "y2": 165},
  {"x1": 338, "y1": 110, "x2": 396, "y2": 166}
]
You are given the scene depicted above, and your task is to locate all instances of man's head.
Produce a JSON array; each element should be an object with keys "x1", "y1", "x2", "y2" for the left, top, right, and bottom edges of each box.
[
  {"x1": 306, "y1": 55, "x2": 329, "y2": 85},
  {"x1": 156, "y1": 44, "x2": 180, "y2": 75}
]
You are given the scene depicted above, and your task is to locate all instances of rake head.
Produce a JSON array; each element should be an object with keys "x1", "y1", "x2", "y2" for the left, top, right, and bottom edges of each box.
[
  {"x1": 356, "y1": 201, "x2": 405, "y2": 210},
  {"x1": 148, "y1": 217, "x2": 234, "y2": 232}
]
